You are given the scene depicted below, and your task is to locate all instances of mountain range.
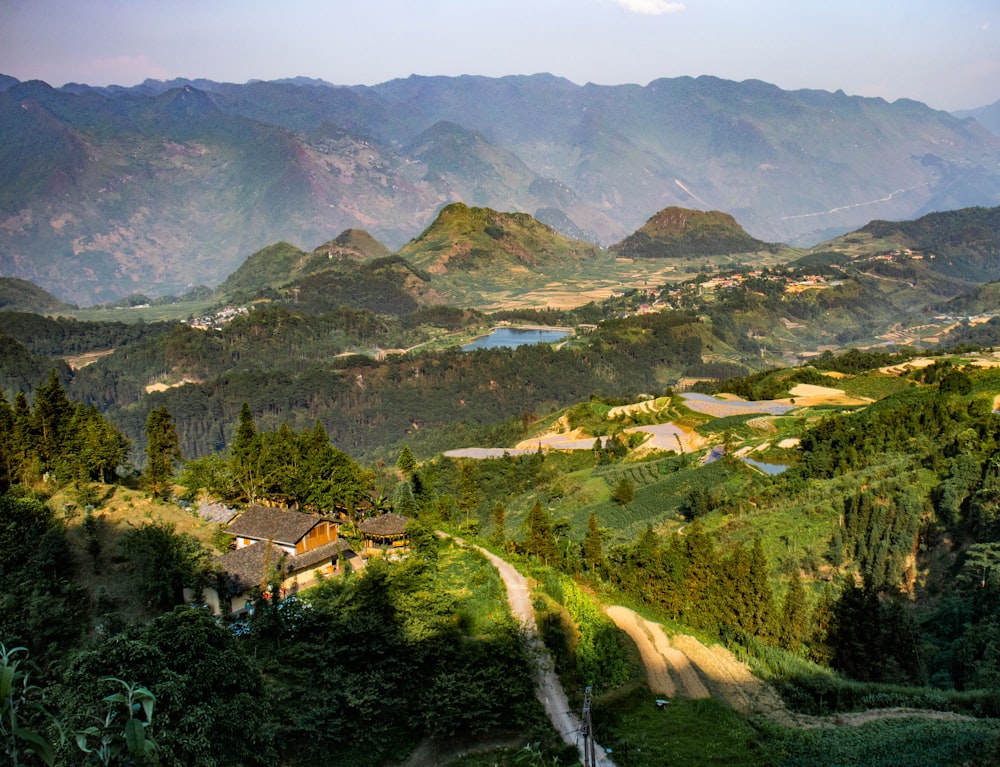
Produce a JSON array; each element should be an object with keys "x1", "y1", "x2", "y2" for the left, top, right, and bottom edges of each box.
[{"x1": 2, "y1": 73, "x2": 1000, "y2": 304}]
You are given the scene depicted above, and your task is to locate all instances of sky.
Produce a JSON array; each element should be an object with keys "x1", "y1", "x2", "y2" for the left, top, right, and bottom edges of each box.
[{"x1": 1, "y1": 0, "x2": 998, "y2": 112}]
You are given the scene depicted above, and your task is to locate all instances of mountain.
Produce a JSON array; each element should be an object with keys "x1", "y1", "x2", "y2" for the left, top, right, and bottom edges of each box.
[
  {"x1": 816, "y1": 206, "x2": 1000, "y2": 285},
  {"x1": 398, "y1": 202, "x2": 600, "y2": 274},
  {"x1": 0, "y1": 276, "x2": 73, "y2": 312},
  {"x1": 3, "y1": 73, "x2": 1000, "y2": 304},
  {"x1": 610, "y1": 207, "x2": 774, "y2": 259},
  {"x1": 214, "y1": 227, "x2": 434, "y2": 315},
  {"x1": 216, "y1": 229, "x2": 391, "y2": 298},
  {"x1": 954, "y1": 98, "x2": 1000, "y2": 138}
]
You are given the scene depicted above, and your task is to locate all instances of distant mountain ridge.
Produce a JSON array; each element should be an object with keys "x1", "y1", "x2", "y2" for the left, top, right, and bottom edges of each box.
[
  {"x1": 954, "y1": 98, "x2": 1000, "y2": 138},
  {"x1": 3, "y1": 73, "x2": 1000, "y2": 304}
]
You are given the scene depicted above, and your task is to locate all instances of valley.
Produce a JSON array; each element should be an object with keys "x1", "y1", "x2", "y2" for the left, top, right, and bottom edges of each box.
[
  {"x1": 4, "y1": 74, "x2": 1000, "y2": 305},
  {"x1": 3, "y1": 170, "x2": 1000, "y2": 764}
]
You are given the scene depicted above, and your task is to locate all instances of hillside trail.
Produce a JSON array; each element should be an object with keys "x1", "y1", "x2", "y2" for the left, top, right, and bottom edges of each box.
[
  {"x1": 440, "y1": 534, "x2": 616, "y2": 766},
  {"x1": 605, "y1": 605, "x2": 979, "y2": 730}
]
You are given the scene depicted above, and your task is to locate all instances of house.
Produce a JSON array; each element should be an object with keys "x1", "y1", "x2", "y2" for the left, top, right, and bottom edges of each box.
[
  {"x1": 226, "y1": 504, "x2": 338, "y2": 556},
  {"x1": 193, "y1": 505, "x2": 362, "y2": 616},
  {"x1": 358, "y1": 512, "x2": 411, "y2": 557}
]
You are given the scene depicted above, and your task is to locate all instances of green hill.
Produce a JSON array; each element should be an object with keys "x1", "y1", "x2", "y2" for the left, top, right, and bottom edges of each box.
[
  {"x1": 398, "y1": 202, "x2": 601, "y2": 274},
  {"x1": 0, "y1": 276, "x2": 72, "y2": 312},
  {"x1": 217, "y1": 229, "x2": 392, "y2": 299},
  {"x1": 610, "y1": 207, "x2": 775, "y2": 259}
]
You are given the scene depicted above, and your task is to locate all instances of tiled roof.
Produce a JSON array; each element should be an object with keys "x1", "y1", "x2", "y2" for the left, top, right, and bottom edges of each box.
[
  {"x1": 289, "y1": 539, "x2": 353, "y2": 571},
  {"x1": 216, "y1": 539, "x2": 355, "y2": 594},
  {"x1": 215, "y1": 542, "x2": 288, "y2": 594},
  {"x1": 359, "y1": 512, "x2": 410, "y2": 537},
  {"x1": 225, "y1": 505, "x2": 320, "y2": 545}
]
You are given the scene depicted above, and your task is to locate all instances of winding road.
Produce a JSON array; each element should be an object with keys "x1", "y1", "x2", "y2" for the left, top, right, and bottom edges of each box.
[
  {"x1": 438, "y1": 533, "x2": 614, "y2": 764},
  {"x1": 437, "y1": 535, "x2": 977, "y2": 766},
  {"x1": 472, "y1": 543, "x2": 616, "y2": 766}
]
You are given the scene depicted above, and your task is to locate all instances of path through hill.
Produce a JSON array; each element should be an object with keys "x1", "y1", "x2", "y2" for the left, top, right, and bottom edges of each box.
[
  {"x1": 473, "y1": 544, "x2": 616, "y2": 766},
  {"x1": 605, "y1": 605, "x2": 979, "y2": 730},
  {"x1": 436, "y1": 534, "x2": 615, "y2": 766}
]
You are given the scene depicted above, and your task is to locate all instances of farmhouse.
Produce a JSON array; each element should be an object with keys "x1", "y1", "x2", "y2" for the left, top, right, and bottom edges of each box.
[
  {"x1": 196, "y1": 505, "x2": 362, "y2": 615},
  {"x1": 227, "y1": 504, "x2": 338, "y2": 555}
]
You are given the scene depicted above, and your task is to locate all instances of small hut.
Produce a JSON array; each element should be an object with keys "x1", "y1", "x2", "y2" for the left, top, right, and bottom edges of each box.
[{"x1": 359, "y1": 512, "x2": 411, "y2": 557}]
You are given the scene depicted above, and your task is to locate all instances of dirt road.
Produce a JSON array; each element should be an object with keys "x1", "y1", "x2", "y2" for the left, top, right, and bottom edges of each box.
[
  {"x1": 473, "y1": 544, "x2": 616, "y2": 766},
  {"x1": 605, "y1": 605, "x2": 978, "y2": 730}
]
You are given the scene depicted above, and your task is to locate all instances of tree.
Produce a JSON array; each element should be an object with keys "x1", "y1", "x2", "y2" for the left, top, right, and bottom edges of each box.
[
  {"x1": 143, "y1": 406, "x2": 181, "y2": 499},
  {"x1": 0, "y1": 394, "x2": 13, "y2": 490},
  {"x1": 525, "y1": 500, "x2": 557, "y2": 565},
  {"x1": 30, "y1": 369, "x2": 73, "y2": 469},
  {"x1": 229, "y1": 402, "x2": 266, "y2": 503},
  {"x1": 582, "y1": 512, "x2": 603, "y2": 572},
  {"x1": 457, "y1": 461, "x2": 480, "y2": 525},
  {"x1": 56, "y1": 606, "x2": 276, "y2": 767},
  {"x1": 396, "y1": 445, "x2": 416, "y2": 477},
  {"x1": 777, "y1": 568, "x2": 808, "y2": 652},
  {"x1": 611, "y1": 475, "x2": 634, "y2": 506},
  {"x1": 120, "y1": 521, "x2": 209, "y2": 612},
  {"x1": 490, "y1": 502, "x2": 507, "y2": 549},
  {"x1": 392, "y1": 480, "x2": 418, "y2": 517}
]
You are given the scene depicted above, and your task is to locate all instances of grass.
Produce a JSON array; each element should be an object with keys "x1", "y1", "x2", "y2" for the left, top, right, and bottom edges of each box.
[
  {"x1": 837, "y1": 372, "x2": 914, "y2": 400},
  {"x1": 59, "y1": 297, "x2": 218, "y2": 323},
  {"x1": 595, "y1": 690, "x2": 777, "y2": 767},
  {"x1": 764, "y1": 717, "x2": 998, "y2": 767},
  {"x1": 55, "y1": 483, "x2": 225, "y2": 625}
]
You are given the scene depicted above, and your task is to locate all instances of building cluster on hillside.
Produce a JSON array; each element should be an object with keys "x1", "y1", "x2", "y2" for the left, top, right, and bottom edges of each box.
[
  {"x1": 188, "y1": 504, "x2": 411, "y2": 617},
  {"x1": 188, "y1": 305, "x2": 249, "y2": 330}
]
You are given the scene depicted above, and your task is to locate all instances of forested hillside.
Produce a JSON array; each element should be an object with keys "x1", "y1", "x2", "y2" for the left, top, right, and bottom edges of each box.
[
  {"x1": 5, "y1": 341, "x2": 1000, "y2": 765},
  {"x1": 5, "y1": 202, "x2": 1000, "y2": 765}
]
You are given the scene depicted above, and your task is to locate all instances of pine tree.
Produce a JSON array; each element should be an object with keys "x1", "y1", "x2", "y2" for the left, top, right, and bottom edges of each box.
[
  {"x1": 30, "y1": 369, "x2": 74, "y2": 468},
  {"x1": 396, "y1": 445, "x2": 416, "y2": 477},
  {"x1": 743, "y1": 537, "x2": 777, "y2": 640},
  {"x1": 392, "y1": 480, "x2": 418, "y2": 517},
  {"x1": 230, "y1": 402, "x2": 265, "y2": 503},
  {"x1": 457, "y1": 461, "x2": 479, "y2": 525},
  {"x1": 611, "y1": 475, "x2": 635, "y2": 505},
  {"x1": 583, "y1": 511, "x2": 604, "y2": 572},
  {"x1": 525, "y1": 500, "x2": 557, "y2": 565},
  {"x1": 490, "y1": 501, "x2": 507, "y2": 548},
  {"x1": 11, "y1": 392, "x2": 35, "y2": 483},
  {"x1": 778, "y1": 569, "x2": 808, "y2": 652},
  {"x1": 806, "y1": 583, "x2": 836, "y2": 665},
  {"x1": 144, "y1": 406, "x2": 182, "y2": 499},
  {"x1": 0, "y1": 392, "x2": 12, "y2": 489}
]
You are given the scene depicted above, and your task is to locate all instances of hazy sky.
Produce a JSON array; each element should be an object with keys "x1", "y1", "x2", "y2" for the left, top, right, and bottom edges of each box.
[{"x1": 1, "y1": 0, "x2": 998, "y2": 111}]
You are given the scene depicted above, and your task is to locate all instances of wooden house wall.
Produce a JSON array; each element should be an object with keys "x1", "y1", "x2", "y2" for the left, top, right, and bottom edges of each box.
[{"x1": 295, "y1": 520, "x2": 337, "y2": 555}]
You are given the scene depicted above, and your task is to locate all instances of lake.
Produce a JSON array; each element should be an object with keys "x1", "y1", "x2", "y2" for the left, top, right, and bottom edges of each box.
[{"x1": 462, "y1": 327, "x2": 572, "y2": 351}]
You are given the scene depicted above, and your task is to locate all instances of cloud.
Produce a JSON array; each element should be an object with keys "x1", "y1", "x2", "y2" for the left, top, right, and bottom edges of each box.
[{"x1": 609, "y1": 0, "x2": 685, "y2": 15}]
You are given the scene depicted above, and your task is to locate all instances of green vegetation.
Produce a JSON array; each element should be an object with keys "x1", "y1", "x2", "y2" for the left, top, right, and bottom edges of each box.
[
  {"x1": 611, "y1": 206, "x2": 776, "y2": 260},
  {"x1": 7, "y1": 202, "x2": 1000, "y2": 764}
]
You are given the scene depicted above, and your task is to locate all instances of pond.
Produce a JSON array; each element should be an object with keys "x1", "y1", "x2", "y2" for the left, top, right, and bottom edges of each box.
[
  {"x1": 462, "y1": 327, "x2": 572, "y2": 351},
  {"x1": 742, "y1": 457, "x2": 789, "y2": 475}
]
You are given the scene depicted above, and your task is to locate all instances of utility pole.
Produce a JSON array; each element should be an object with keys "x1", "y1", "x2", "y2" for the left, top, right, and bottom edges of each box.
[{"x1": 581, "y1": 685, "x2": 598, "y2": 767}]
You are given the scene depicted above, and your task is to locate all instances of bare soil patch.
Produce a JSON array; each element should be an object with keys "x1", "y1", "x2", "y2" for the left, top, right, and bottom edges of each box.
[
  {"x1": 782, "y1": 383, "x2": 872, "y2": 406},
  {"x1": 605, "y1": 606, "x2": 976, "y2": 730},
  {"x1": 64, "y1": 349, "x2": 114, "y2": 369}
]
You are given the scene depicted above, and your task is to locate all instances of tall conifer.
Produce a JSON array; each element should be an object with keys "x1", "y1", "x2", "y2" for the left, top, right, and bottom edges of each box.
[{"x1": 144, "y1": 406, "x2": 182, "y2": 498}]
